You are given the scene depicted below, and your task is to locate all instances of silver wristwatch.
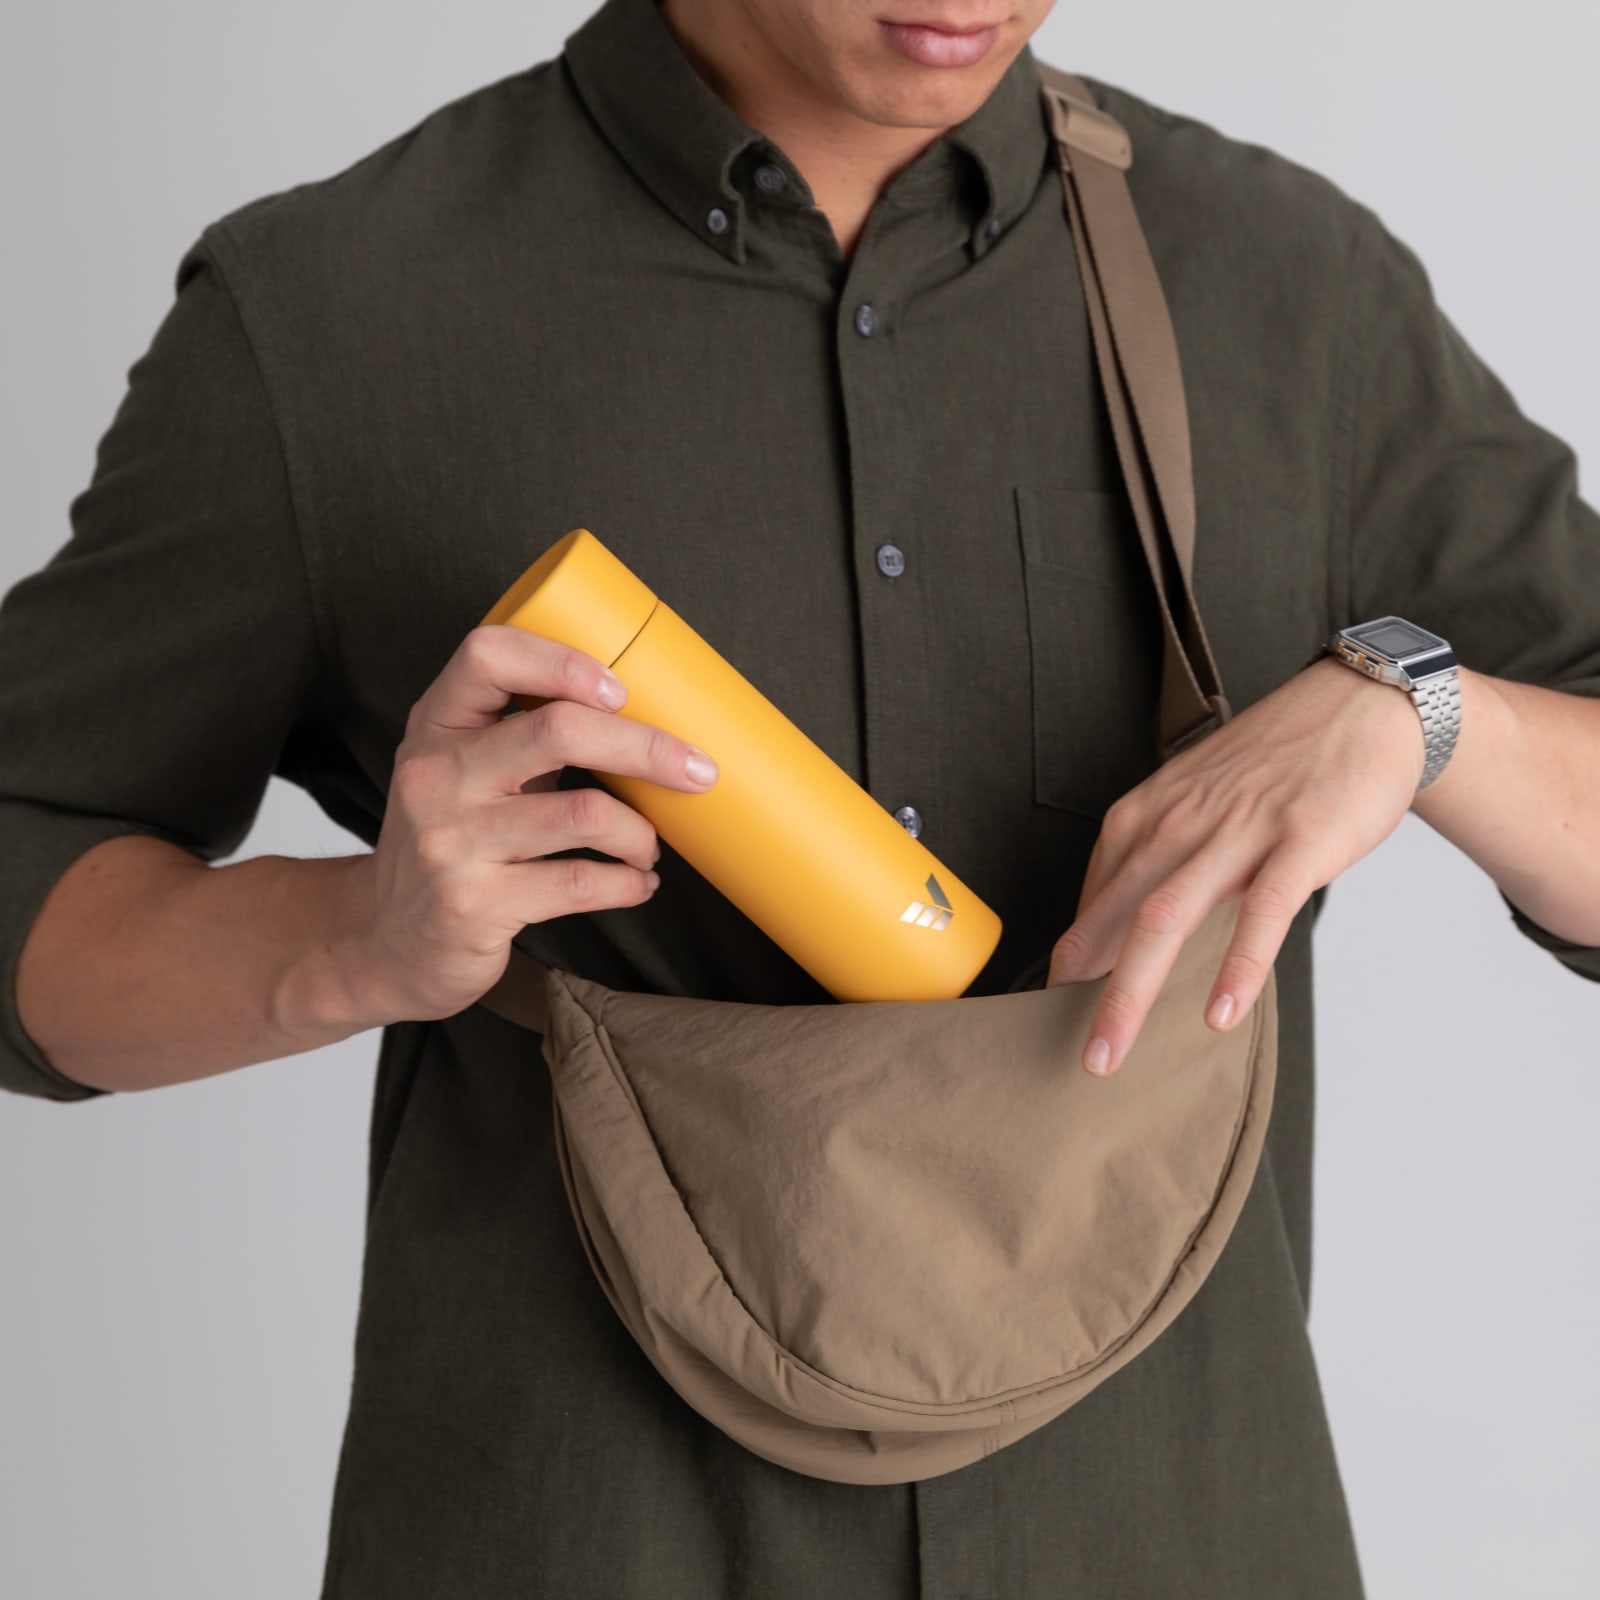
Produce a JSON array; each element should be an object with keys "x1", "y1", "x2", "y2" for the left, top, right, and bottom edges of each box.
[{"x1": 1323, "y1": 615, "x2": 1462, "y2": 790}]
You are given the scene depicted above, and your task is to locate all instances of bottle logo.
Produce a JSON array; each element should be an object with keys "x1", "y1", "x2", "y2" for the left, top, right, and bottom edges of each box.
[{"x1": 899, "y1": 873, "x2": 954, "y2": 932}]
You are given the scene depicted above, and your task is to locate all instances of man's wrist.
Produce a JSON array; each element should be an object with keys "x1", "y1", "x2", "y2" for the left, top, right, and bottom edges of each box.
[
  {"x1": 1303, "y1": 652, "x2": 1429, "y2": 787},
  {"x1": 269, "y1": 854, "x2": 397, "y2": 1040},
  {"x1": 1312, "y1": 620, "x2": 1465, "y2": 793}
]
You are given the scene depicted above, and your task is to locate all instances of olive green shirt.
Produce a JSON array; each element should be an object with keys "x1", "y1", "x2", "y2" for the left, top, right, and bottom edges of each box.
[{"x1": 3, "y1": 0, "x2": 1598, "y2": 1594}]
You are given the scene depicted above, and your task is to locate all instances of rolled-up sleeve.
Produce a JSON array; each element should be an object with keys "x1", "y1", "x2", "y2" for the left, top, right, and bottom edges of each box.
[
  {"x1": 1336, "y1": 205, "x2": 1600, "y2": 984},
  {"x1": 0, "y1": 236, "x2": 325, "y2": 1100}
]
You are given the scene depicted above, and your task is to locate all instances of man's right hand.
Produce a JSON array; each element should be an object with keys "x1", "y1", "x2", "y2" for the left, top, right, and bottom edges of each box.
[{"x1": 337, "y1": 624, "x2": 720, "y2": 1025}]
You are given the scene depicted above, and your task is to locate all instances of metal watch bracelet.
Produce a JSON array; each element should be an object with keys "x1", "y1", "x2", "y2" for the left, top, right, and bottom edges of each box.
[{"x1": 1410, "y1": 669, "x2": 1463, "y2": 790}]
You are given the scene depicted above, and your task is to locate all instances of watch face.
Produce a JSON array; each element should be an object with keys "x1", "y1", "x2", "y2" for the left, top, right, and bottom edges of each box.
[{"x1": 1345, "y1": 616, "x2": 1446, "y2": 661}]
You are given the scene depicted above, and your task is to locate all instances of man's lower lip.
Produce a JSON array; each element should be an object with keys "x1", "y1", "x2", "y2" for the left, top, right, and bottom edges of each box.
[{"x1": 879, "y1": 21, "x2": 999, "y2": 69}]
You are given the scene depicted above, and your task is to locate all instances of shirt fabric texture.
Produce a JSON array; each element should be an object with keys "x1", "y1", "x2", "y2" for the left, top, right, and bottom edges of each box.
[{"x1": 3, "y1": 0, "x2": 1598, "y2": 1594}]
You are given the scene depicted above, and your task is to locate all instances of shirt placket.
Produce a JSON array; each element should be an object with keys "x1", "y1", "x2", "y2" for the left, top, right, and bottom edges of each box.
[
  {"x1": 832, "y1": 203, "x2": 1002, "y2": 1600},
  {"x1": 914, "y1": 1463, "x2": 1000, "y2": 1600},
  {"x1": 834, "y1": 220, "x2": 944, "y2": 851}
]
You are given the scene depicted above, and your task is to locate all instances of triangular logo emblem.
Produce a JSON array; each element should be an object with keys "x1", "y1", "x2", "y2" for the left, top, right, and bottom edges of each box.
[{"x1": 899, "y1": 872, "x2": 955, "y2": 931}]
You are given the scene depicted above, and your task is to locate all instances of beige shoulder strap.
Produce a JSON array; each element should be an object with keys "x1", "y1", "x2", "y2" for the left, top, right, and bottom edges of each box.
[
  {"x1": 1035, "y1": 62, "x2": 1233, "y2": 757},
  {"x1": 480, "y1": 946, "x2": 551, "y2": 1034}
]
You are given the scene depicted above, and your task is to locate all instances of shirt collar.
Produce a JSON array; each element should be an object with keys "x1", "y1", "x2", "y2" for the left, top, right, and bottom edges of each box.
[{"x1": 563, "y1": 0, "x2": 1053, "y2": 265}]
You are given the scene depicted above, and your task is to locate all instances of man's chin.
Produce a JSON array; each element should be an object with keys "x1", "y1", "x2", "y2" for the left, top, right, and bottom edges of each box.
[{"x1": 843, "y1": 59, "x2": 1013, "y2": 130}]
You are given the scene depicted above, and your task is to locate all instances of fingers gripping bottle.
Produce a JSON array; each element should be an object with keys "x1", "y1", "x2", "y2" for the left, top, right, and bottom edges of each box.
[{"x1": 480, "y1": 529, "x2": 1002, "y2": 1001}]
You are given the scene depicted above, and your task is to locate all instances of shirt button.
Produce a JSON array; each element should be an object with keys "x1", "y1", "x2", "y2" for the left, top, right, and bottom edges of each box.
[
  {"x1": 707, "y1": 206, "x2": 730, "y2": 235},
  {"x1": 754, "y1": 163, "x2": 787, "y2": 195},
  {"x1": 853, "y1": 303, "x2": 880, "y2": 338},
  {"x1": 875, "y1": 542, "x2": 905, "y2": 578},
  {"x1": 893, "y1": 804, "x2": 923, "y2": 839}
]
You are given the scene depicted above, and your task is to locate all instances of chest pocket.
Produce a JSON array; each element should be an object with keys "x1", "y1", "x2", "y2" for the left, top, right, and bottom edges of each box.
[{"x1": 1016, "y1": 484, "x2": 1166, "y2": 821}]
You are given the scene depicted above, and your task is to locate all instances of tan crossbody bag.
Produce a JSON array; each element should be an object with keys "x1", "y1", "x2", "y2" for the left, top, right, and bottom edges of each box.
[{"x1": 474, "y1": 67, "x2": 1274, "y2": 1486}]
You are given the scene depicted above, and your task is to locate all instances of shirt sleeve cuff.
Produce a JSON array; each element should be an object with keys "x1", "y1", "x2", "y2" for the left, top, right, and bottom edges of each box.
[
  {"x1": 1499, "y1": 883, "x2": 1600, "y2": 985},
  {"x1": 0, "y1": 800, "x2": 187, "y2": 1102}
]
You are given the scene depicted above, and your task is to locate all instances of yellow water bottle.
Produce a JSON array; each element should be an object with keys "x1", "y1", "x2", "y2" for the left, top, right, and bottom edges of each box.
[{"x1": 480, "y1": 529, "x2": 1002, "y2": 1001}]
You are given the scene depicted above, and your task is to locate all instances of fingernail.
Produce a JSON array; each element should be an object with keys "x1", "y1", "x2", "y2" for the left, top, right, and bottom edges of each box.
[
  {"x1": 1207, "y1": 992, "x2": 1235, "y2": 1029},
  {"x1": 596, "y1": 672, "x2": 627, "y2": 710},
  {"x1": 644, "y1": 870, "x2": 661, "y2": 892},
  {"x1": 1085, "y1": 1035, "x2": 1112, "y2": 1075},
  {"x1": 685, "y1": 747, "x2": 719, "y2": 785}
]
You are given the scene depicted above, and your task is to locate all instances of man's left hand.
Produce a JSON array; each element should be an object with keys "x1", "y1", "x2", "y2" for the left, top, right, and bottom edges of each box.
[{"x1": 1048, "y1": 654, "x2": 1435, "y2": 1075}]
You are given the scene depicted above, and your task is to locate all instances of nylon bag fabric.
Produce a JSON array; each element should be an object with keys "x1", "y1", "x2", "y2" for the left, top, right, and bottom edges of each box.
[{"x1": 527, "y1": 898, "x2": 1275, "y2": 1484}]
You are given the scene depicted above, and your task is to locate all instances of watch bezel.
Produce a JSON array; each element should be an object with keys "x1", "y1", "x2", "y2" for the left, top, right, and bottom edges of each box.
[{"x1": 1329, "y1": 616, "x2": 1458, "y2": 689}]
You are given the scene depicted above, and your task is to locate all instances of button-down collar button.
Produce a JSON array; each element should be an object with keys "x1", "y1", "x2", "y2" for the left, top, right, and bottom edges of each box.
[
  {"x1": 875, "y1": 542, "x2": 906, "y2": 578},
  {"x1": 707, "y1": 206, "x2": 730, "y2": 235},
  {"x1": 985, "y1": 214, "x2": 1003, "y2": 239},
  {"x1": 893, "y1": 804, "x2": 923, "y2": 838},
  {"x1": 754, "y1": 162, "x2": 788, "y2": 195},
  {"x1": 854, "y1": 302, "x2": 880, "y2": 338}
]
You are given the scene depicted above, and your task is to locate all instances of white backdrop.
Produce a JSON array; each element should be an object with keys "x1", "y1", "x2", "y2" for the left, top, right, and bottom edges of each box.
[{"x1": 1, "y1": 3, "x2": 1596, "y2": 1595}]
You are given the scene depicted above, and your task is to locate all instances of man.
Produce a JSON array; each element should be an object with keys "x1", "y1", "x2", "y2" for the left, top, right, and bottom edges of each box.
[{"x1": 2, "y1": 0, "x2": 1596, "y2": 1594}]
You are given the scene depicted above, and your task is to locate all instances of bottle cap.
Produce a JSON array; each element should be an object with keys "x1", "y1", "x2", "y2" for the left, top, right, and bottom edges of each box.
[{"x1": 482, "y1": 528, "x2": 657, "y2": 668}]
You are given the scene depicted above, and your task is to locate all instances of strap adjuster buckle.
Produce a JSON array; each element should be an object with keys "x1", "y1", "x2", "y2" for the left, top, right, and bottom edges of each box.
[{"x1": 1159, "y1": 693, "x2": 1233, "y2": 761}]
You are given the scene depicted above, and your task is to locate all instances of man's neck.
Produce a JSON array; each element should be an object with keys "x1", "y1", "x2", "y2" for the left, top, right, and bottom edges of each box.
[{"x1": 658, "y1": 1, "x2": 947, "y2": 262}]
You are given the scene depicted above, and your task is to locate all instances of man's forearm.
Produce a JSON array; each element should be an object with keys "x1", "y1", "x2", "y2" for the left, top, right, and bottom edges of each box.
[
  {"x1": 1404, "y1": 661, "x2": 1600, "y2": 945},
  {"x1": 15, "y1": 835, "x2": 383, "y2": 1093}
]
